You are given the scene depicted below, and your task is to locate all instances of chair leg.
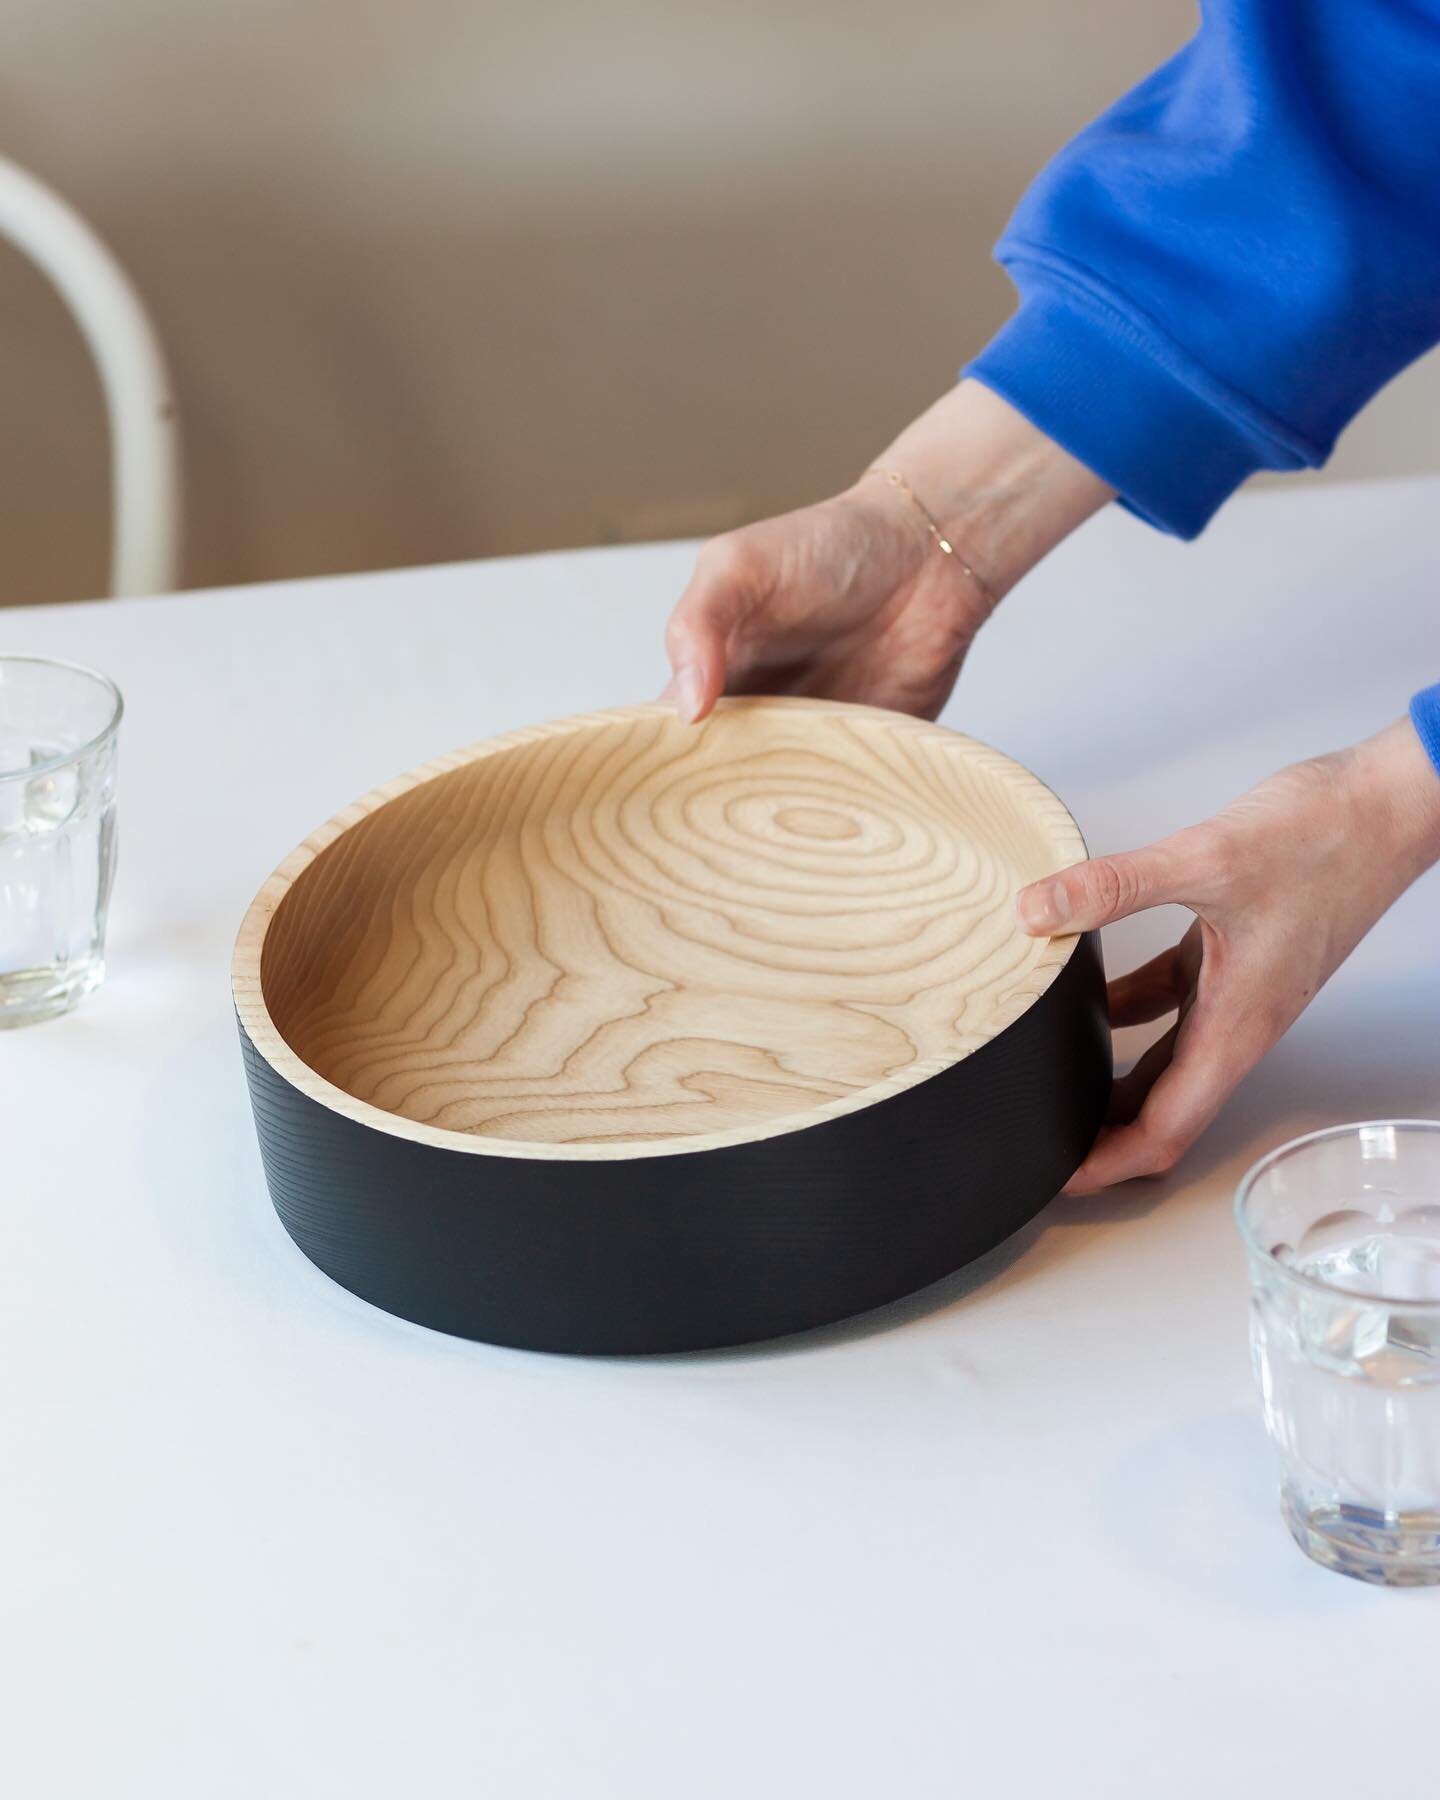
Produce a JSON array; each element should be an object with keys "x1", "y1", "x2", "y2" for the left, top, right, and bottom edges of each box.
[{"x1": 0, "y1": 154, "x2": 182, "y2": 598}]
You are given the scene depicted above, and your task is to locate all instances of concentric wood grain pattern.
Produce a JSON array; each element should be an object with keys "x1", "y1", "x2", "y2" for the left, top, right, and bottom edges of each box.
[{"x1": 236, "y1": 699, "x2": 1086, "y2": 1157}]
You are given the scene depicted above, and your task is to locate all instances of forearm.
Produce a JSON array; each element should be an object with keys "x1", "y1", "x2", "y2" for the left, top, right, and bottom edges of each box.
[{"x1": 855, "y1": 379, "x2": 1114, "y2": 602}]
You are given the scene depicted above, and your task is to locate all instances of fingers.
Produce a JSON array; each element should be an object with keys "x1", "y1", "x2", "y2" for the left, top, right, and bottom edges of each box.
[
  {"x1": 1106, "y1": 1018, "x2": 1184, "y2": 1126},
  {"x1": 1105, "y1": 922, "x2": 1204, "y2": 1028},
  {"x1": 1106, "y1": 945, "x2": 1187, "y2": 1028},
  {"x1": 1017, "y1": 823, "x2": 1235, "y2": 936},
  {"x1": 1017, "y1": 843, "x2": 1186, "y2": 935},
  {"x1": 664, "y1": 538, "x2": 764, "y2": 724},
  {"x1": 1069, "y1": 921, "x2": 1226, "y2": 1190},
  {"x1": 1064, "y1": 998, "x2": 1264, "y2": 1194}
]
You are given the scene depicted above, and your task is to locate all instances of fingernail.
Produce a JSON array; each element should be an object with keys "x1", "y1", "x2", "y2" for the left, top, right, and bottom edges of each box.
[
  {"x1": 1017, "y1": 881, "x2": 1068, "y2": 933},
  {"x1": 675, "y1": 667, "x2": 705, "y2": 724}
]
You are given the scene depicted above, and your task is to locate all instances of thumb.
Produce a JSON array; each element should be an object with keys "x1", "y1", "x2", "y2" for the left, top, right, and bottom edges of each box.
[
  {"x1": 664, "y1": 538, "x2": 761, "y2": 724},
  {"x1": 1016, "y1": 841, "x2": 1192, "y2": 936}
]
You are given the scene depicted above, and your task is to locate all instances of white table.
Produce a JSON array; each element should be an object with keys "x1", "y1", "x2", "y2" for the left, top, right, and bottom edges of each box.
[{"x1": 4, "y1": 479, "x2": 1438, "y2": 1800}]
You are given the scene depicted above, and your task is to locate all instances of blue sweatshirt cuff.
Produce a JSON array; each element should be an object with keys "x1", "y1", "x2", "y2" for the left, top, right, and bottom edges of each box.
[
  {"x1": 965, "y1": 277, "x2": 1315, "y2": 540},
  {"x1": 1411, "y1": 686, "x2": 1440, "y2": 781}
]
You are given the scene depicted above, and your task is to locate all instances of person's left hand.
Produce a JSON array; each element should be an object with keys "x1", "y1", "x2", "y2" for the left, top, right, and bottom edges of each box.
[{"x1": 1015, "y1": 718, "x2": 1440, "y2": 1193}]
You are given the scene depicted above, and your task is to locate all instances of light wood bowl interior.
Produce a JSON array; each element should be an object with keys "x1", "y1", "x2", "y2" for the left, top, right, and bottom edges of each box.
[{"x1": 237, "y1": 699, "x2": 1084, "y2": 1157}]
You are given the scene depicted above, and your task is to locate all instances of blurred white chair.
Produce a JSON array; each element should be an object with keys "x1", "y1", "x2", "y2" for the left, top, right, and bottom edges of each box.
[{"x1": 0, "y1": 154, "x2": 181, "y2": 597}]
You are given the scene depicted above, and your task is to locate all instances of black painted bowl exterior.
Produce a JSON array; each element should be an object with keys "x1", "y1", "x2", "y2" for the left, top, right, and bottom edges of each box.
[{"x1": 238, "y1": 930, "x2": 1108, "y2": 1355}]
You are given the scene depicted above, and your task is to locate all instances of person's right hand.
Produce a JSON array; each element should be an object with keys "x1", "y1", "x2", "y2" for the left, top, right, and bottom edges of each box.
[
  {"x1": 663, "y1": 482, "x2": 991, "y2": 724},
  {"x1": 662, "y1": 379, "x2": 1114, "y2": 724}
]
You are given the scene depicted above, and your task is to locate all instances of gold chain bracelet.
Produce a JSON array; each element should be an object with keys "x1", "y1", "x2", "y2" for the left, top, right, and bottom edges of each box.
[{"x1": 865, "y1": 466, "x2": 998, "y2": 614}]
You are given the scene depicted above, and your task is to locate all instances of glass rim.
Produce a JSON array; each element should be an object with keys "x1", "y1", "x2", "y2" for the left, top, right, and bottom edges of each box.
[
  {"x1": 1235, "y1": 1118, "x2": 1440, "y2": 1310},
  {"x1": 0, "y1": 654, "x2": 124, "y2": 782}
]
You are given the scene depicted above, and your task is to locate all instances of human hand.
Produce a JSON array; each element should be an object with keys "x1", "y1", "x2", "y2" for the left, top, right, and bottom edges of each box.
[
  {"x1": 1017, "y1": 719, "x2": 1440, "y2": 1192},
  {"x1": 663, "y1": 482, "x2": 985, "y2": 722},
  {"x1": 664, "y1": 380, "x2": 1112, "y2": 722}
]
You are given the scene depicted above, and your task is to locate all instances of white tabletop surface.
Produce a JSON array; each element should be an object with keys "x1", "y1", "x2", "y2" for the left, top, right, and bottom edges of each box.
[{"x1": 3, "y1": 477, "x2": 1439, "y2": 1799}]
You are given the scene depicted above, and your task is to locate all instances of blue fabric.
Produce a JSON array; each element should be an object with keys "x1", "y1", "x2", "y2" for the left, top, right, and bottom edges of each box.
[
  {"x1": 1412, "y1": 686, "x2": 1440, "y2": 781},
  {"x1": 966, "y1": 1, "x2": 1440, "y2": 540}
]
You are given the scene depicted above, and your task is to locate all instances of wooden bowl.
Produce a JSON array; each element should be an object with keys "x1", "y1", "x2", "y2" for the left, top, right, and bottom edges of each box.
[{"x1": 234, "y1": 698, "x2": 1108, "y2": 1353}]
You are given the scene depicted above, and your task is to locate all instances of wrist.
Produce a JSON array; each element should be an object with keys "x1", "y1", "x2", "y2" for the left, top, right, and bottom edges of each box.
[
  {"x1": 1347, "y1": 717, "x2": 1440, "y2": 887},
  {"x1": 862, "y1": 379, "x2": 1113, "y2": 601}
]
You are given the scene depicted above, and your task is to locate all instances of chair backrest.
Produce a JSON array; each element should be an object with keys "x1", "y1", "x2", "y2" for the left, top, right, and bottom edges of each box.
[{"x1": 0, "y1": 155, "x2": 181, "y2": 598}]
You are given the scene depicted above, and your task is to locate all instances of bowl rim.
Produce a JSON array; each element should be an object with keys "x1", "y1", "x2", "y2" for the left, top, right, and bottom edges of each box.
[{"x1": 232, "y1": 696, "x2": 1089, "y2": 1162}]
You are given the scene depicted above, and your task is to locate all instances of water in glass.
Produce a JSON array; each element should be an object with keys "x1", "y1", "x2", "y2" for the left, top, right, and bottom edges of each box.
[
  {"x1": 1243, "y1": 1124, "x2": 1440, "y2": 1585},
  {"x1": 0, "y1": 660, "x2": 121, "y2": 1026}
]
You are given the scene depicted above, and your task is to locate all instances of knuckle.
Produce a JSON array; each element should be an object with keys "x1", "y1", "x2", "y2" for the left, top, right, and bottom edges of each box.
[
  {"x1": 1141, "y1": 1135, "x2": 1185, "y2": 1176},
  {"x1": 663, "y1": 610, "x2": 691, "y2": 658},
  {"x1": 1086, "y1": 855, "x2": 1141, "y2": 919},
  {"x1": 698, "y1": 532, "x2": 754, "y2": 585}
]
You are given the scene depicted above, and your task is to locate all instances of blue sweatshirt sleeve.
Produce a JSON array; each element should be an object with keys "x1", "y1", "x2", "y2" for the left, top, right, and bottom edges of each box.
[
  {"x1": 1412, "y1": 686, "x2": 1440, "y2": 782},
  {"x1": 966, "y1": 1, "x2": 1440, "y2": 541}
]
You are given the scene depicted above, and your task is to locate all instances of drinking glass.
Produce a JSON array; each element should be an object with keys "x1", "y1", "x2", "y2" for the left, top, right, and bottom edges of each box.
[
  {"x1": 0, "y1": 655, "x2": 122, "y2": 1026},
  {"x1": 1237, "y1": 1121, "x2": 1440, "y2": 1585}
]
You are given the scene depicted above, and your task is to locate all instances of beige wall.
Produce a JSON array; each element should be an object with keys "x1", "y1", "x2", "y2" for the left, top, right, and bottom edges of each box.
[{"x1": 2, "y1": 0, "x2": 1437, "y2": 607}]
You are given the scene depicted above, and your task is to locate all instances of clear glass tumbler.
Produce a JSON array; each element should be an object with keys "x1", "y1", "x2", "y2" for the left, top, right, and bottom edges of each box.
[
  {"x1": 1238, "y1": 1121, "x2": 1440, "y2": 1585},
  {"x1": 0, "y1": 655, "x2": 122, "y2": 1027}
]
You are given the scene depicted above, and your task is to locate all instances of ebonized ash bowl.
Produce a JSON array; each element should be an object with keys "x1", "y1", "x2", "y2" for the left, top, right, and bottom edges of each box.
[{"x1": 234, "y1": 697, "x2": 1109, "y2": 1354}]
